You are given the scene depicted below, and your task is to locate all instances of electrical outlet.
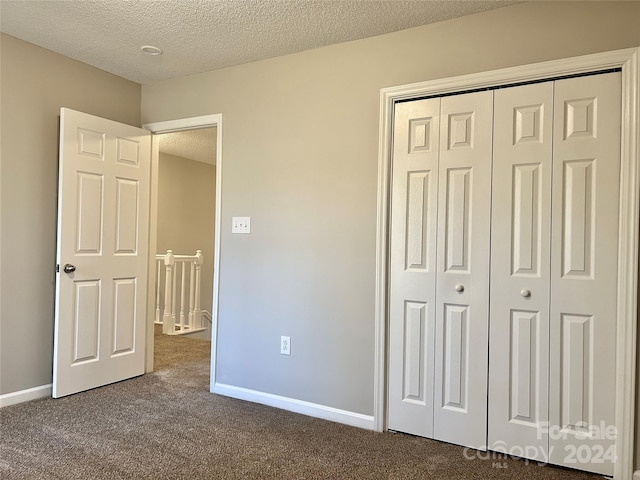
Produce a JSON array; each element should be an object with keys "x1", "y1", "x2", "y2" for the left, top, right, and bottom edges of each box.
[
  {"x1": 232, "y1": 216, "x2": 251, "y2": 234},
  {"x1": 280, "y1": 336, "x2": 291, "y2": 355}
]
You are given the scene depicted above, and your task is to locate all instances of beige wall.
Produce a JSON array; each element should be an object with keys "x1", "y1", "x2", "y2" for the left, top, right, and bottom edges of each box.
[
  {"x1": 0, "y1": 33, "x2": 141, "y2": 394},
  {"x1": 141, "y1": 0, "x2": 640, "y2": 438},
  {"x1": 156, "y1": 151, "x2": 216, "y2": 332}
]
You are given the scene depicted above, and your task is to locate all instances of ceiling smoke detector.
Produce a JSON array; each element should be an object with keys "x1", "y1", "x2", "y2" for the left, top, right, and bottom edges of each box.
[{"x1": 141, "y1": 45, "x2": 163, "y2": 56}]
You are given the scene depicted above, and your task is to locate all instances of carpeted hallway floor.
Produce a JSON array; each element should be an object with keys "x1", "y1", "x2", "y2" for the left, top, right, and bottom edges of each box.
[{"x1": 0, "y1": 326, "x2": 599, "y2": 479}]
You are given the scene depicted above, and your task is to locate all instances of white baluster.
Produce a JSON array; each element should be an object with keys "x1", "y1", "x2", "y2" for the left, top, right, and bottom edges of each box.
[
  {"x1": 162, "y1": 250, "x2": 175, "y2": 334},
  {"x1": 179, "y1": 260, "x2": 187, "y2": 331},
  {"x1": 194, "y1": 250, "x2": 203, "y2": 329},
  {"x1": 154, "y1": 259, "x2": 161, "y2": 325},
  {"x1": 171, "y1": 255, "x2": 178, "y2": 332},
  {"x1": 189, "y1": 261, "x2": 195, "y2": 329}
]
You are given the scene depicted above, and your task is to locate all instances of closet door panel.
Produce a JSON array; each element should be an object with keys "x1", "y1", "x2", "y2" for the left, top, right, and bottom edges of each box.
[
  {"x1": 488, "y1": 82, "x2": 553, "y2": 461},
  {"x1": 433, "y1": 90, "x2": 492, "y2": 449},
  {"x1": 549, "y1": 72, "x2": 621, "y2": 476},
  {"x1": 388, "y1": 99, "x2": 440, "y2": 437}
]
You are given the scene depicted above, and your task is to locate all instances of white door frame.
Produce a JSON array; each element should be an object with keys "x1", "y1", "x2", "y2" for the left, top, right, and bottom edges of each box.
[
  {"x1": 142, "y1": 114, "x2": 223, "y2": 391},
  {"x1": 374, "y1": 48, "x2": 639, "y2": 480}
]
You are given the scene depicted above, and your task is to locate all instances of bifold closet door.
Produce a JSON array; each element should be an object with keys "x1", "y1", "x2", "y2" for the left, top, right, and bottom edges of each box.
[
  {"x1": 488, "y1": 82, "x2": 553, "y2": 461},
  {"x1": 387, "y1": 98, "x2": 440, "y2": 438},
  {"x1": 389, "y1": 71, "x2": 621, "y2": 475},
  {"x1": 548, "y1": 73, "x2": 620, "y2": 476},
  {"x1": 388, "y1": 91, "x2": 493, "y2": 448},
  {"x1": 432, "y1": 91, "x2": 493, "y2": 449}
]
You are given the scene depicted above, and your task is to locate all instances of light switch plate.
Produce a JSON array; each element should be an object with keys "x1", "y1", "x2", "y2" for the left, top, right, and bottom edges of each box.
[{"x1": 232, "y1": 216, "x2": 251, "y2": 234}]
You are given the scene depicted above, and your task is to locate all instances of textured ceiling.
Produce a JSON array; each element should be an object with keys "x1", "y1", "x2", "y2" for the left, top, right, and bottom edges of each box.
[
  {"x1": 0, "y1": 0, "x2": 519, "y2": 85},
  {"x1": 158, "y1": 128, "x2": 217, "y2": 165}
]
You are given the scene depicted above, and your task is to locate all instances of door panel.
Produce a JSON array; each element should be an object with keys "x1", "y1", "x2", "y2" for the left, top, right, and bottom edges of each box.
[
  {"x1": 72, "y1": 280, "x2": 101, "y2": 363},
  {"x1": 433, "y1": 90, "x2": 493, "y2": 449},
  {"x1": 549, "y1": 73, "x2": 621, "y2": 476},
  {"x1": 53, "y1": 108, "x2": 151, "y2": 398},
  {"x1": 441, "y1": 303, "x2": 468, "y2": 409},
  {"x1": 488, "y1": 82, "x2": 553, "y2": 461},
  {"x1": 76, "y1": 172, "x2": 104, "y2": 253},
  {"x1": 113, "y1": 277, "x2": 137, "y2": 354},
  {"x1": 115, "y1": 178, "x2": 140, "y2": 253},
  {"x1": 388, "y1": 98, "x2": 440, "y2": 437},
  {"x1": 443, "y1": 168, "x2": 471, "y2": 272}
]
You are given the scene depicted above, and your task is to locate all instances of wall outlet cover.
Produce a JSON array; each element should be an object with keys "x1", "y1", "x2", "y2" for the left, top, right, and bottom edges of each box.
[{"x1": 280, "y1": 336, "x2": 290, "y2": 355}]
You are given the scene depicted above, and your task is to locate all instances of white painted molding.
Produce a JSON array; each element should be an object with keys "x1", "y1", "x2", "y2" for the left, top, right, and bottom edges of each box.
[
  {"x1": 375, "y1": 47, "x2": 640, "y2": 480},
  {"x1": 633, "y1": 471, "x2": 640, "y2": 480},
  {"x1": 144, "y1": 125, "x2": 160, "y2": 373},
  {"x1": 214, "y1": 383, "x2": 375, "y2": 431},
  {"x1": 144, "y1": 114, "x2": 221, "y2": 134},
  {"x1": 143, "y1": 113, "x2": 223, "y2": 391},
  {"x1": 615, "y1": 47, "x2": 639, "y2": 480},
  {"x1": 0, "y1": 384, "x2": 51, "y2": 408},
  {"x1": 614, "y1": 48, "x2": 640, "y2": 480}
]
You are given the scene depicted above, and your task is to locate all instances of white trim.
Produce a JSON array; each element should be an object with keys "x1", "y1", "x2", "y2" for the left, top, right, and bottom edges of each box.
[
  {"x1": 144, "y1": 114, "x2": 220, "y2": 134},
  {"x1": 143, "y1": 114, "x2": 223, "y2": 391},
  {"x1": 213, "y1": 383, "x2": 375, "y2": 430},
  {"x1": 615, "y1": 47, "x2": 639, "y2": 480},
  {"x1": 633, "y1": 471, "x2": 640, "y2": 480},
  {"x1": 375, "y1": 48, "x2": 639, "y2": 480},
  {"x1": 144, "y1": 128, "x2": 160, "y2": 373},
  {"x1": 373, "y1": 83, "x2": 392, "y2": 433},
  {"x1": 0, "y1": 384, "x2": 52, "y2": 407}
]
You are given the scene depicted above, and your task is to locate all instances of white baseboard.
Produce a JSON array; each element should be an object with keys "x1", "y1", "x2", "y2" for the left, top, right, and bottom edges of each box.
[
  {"x1": 633, "y1": 469, "x2": 640, "y2": 480},
  {"x1": 0, "y1": 384, "x2": 51, "y2": 407},
  {"x1": 213, "y1": 383, "x2": 375, "y2": 430}
]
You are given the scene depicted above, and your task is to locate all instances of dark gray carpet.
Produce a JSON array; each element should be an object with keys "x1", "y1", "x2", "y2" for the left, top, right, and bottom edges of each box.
[{"x1": 0, "y1": 326, "x2": 599, "y2": 479}]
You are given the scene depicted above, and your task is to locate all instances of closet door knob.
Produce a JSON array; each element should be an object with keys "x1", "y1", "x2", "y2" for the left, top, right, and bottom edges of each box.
[
  {"x1": 455, "y1": 284, "x2": 464, "y2": 293},
  {"x1": 521, "y1": 289, "x2": 531, "y2": 298}
]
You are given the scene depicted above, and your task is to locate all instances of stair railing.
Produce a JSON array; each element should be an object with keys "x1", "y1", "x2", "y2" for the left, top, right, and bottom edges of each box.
[{"x1": 154, "y1": 250, "x2": 206, "y2": 335}]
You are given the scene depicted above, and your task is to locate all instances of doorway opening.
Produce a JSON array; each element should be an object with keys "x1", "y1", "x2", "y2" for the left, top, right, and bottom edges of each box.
[
  {"x1": 153, "y1": 128, "x2": 216, "y2": 370},
  {"x1": 144, "y1": 114, "x2": 223, "y2": 393}
]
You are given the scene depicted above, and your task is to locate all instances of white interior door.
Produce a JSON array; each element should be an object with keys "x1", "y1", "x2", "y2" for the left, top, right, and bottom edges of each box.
[
  {"x1": 548, "y1": 72, "x2": 621, "y2": 476},
  {"x1": 432, "y1": 90, "x2": 493, "y2": 449},
  {"x1": 488, "y1": 81, "x2": 553, "y2": 460},
  {"x1": 387, "y1": 98, "x2": 440, "y2": 437},
  {"x1": 53, "y1": 108, "x2": 152, "y2": 398}
]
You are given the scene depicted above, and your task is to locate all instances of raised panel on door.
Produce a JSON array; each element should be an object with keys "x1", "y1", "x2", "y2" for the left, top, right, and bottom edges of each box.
[
  {"x1": 76, "y1": 172, "x2": 104, "y2": 254},
  {"x1": 53, "y1": 108, "x2": 151, "y2": 398},
  {"x1": 549, "y1": 72, "x2": 621, "y2": 476},
  {"x1": 72, "y1": 280, "x2": 101, "y2": 363},
  {"x1": 433, "y1": 90, "x2": 492, "y2": 449},
  {"x1": 387, "y1": 99, "x2": 440, "y2": 437},
  {"x1": 488, "y1": 82, "x2": 553, "y2": 461},
  {"x1": 112, "y1": 278, "x2": 137, "y2": 355},
  {"x1": 115, "y1": 178, "x2": 139, "y2": 254}
]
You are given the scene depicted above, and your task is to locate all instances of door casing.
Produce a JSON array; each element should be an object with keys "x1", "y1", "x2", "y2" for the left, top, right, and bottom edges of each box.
[
  {"x1": 375, "y1": 48, "x2": 639, "y2": 480},
  {"x1": 143, "y1": 114, "x2": 223, "y2": 392}
]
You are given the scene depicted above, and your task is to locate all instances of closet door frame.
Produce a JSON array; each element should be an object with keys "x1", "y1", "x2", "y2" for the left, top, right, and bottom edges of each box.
[{"x1": 375, "y1": 47, "x2": 639, "y2": 480}]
